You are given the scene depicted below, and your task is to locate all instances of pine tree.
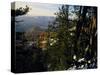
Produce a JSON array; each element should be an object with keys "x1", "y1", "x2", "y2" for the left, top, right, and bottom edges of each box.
[{"x1": 47, "y1": 5, "x2": 76, "y2": 70}]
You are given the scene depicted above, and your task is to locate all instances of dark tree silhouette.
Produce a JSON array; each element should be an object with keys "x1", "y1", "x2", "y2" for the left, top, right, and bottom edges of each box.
[{"x1": 11, "y1": 5, "x2": 29, "y2": 17}]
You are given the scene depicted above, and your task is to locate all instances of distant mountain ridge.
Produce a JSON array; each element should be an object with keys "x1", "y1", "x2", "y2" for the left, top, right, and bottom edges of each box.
[{"x1": 15, "y1": 16, "x2": 55, "y2": 32}]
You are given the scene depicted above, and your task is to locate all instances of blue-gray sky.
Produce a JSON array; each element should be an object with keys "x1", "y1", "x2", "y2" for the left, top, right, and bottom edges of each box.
[{"x1": 15, "y1": 2, "x2": 61, "y2": 16}]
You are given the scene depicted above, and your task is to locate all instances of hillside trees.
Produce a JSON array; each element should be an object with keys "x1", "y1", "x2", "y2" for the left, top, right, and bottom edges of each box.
[{"x1": 46, "y1": 5, "x2": 97, "y2": 70}]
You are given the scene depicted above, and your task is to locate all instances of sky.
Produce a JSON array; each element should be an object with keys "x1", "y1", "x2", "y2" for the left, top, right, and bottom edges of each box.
[{"x1": 14, "y1": 1, "x2": 62, "y2": 16}]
